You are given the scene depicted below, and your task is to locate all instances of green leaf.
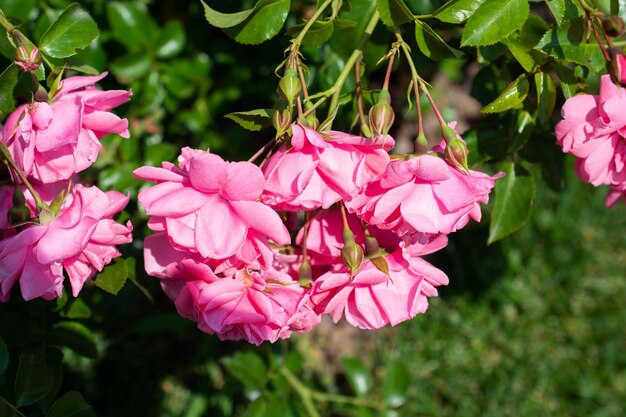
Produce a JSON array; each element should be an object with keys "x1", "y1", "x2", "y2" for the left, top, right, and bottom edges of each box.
[
  {"x1": 0, "y1": 0, "x2": 37, "y2": 22},
  {"x1": 221, "y1": 352, "x2": 267, "y2": 390},
  {"x1": 506, "y1": 40, "x2": 537, "y2": 72},
  {"x1": 555, "y1": 62, "x2": 583, "y2": 98},
  {"x1": 0, "y1": 64, "x2": 19, "y2": 114},
  {"x1": 110, "y1": 53, "x2": 152, "y2": 83},
  {"x1": 415, "y1": 20, "x2": 464, "y2": 59},
  {"x1": 126, "y1": 257, "x2": 154, "y2": 302},
  {"x1": 201, "y1": 0, "x2": 291, "y2": 45},
  {"x1": 39, "y1": 3, "x2": 99, "y2": 58},
  {"x1": 342, "y1": 357, "x2": 372, "y2": 397},
  {"x1": 62, "y1": 298, "x2": 92, "y2": 319},
  {"x1": 383, "y1": 360, "x2": 411, "y2": 408},
  {"x1": 481, "y1": 75, "x2": 529, "y2": 113},
  {"x1": 535, "y1": 18, "x2": 605, "y2": 72},
  {"x1": 461, "y1": 0, "x2": 529, "y2": 46},
  {"x1": 46, "y1": 391, "x2": 95, "y2": 417},
  {"x1": 94, "y1": 258, "x2": 129, "y2": 296},
  {"x1": 515, "y1": 14, "x2": 549, "y2": 49},
  {"x1": 14, "y1": 353, "x2": 54, "y2": 406},
  {"x1": 488, "y1": 162, "x2": 535, "y2": 244},
  {"x1": 545, "y1": 0, "x2": 565, "y2": 25},
  {"x1": 534, "y1": 71, "x2": 556, "y2": 124},
  {"x1": 50, "y1": 321, "x2": 98, "y2": 359},
  {"x1": 0, "y1": 336, "x2": 8, "y2": 375},
  {"x1": 377, "y1": 0, "x2": 415, "y2": 26},
  {"x1": 433, "y1": 0, "x2": 486, "y2": 23},
  {"x1": 508, "y1": 110, "x2": 535, "y2": 153},
  {"x1": 155, "y1": 20, "x2": 186, "y2": 59},
  {"x1": 225, "y1": 109, "x2": 275, "y2": 131},
  {"x1": 287, "y1": 20, "x2": 335, "y2": 47},
  {"x1": 106, "y1": 2, "x2": 158, "y2": 52}
]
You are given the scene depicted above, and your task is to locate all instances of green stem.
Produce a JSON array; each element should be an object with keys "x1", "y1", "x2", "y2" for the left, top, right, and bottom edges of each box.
[
  {"x1": 309, "y1": 391, "x2": 385, "y2": 410},
  {"x1": 0, "y1": 142, "x2": 44, "y2": 212},
  {"x1": 281, "y1": 367, "x2": 385, "y2": 412},
  {"x1": 322, "y1": 10, "x2": 380, "y2": 129},
  {"x1": 0, "y1": 396, "x2": 28, "y2": 417},
  {"x1": 355, "y1": 59, "x2": 369, "y2": 132},
  {"x1": 281, "y1": 368, "x2": 321, "y2": 417},
  {"x1": 397, "y1": 33, "x2": 446, "y2": 127},
  {"x1": 0, "y1": 10, "x2": 15, "y2": 33},
  {"x1": 293, "y1": 0, "x2": 335, "y2": 48}
]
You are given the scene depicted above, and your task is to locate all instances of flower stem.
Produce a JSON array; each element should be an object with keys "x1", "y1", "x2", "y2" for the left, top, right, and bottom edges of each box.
[
  {"x1": 397, "y1": 33, "x2": 446, "y2": 127},
  {"x1": 0, "y1": 9, "x2": 15, "y2": 33},
  {"x1": 355, "y1": 59, "x2": 369, "y2": 133},
  {"x1": 247, "y1": 137, "x2": 277, "y2": 164},
  {"x1": 382, "y1": 52, "x2": 395, "y2": 91},
  {"x1": 413, "y1": 80, "x2": 424, "y2": 136},
  {"x1": 0, "y1": 141, "x2": 44, "y2": 212},
  {"x1": 294, "y1": 0, "x2": 334, "y2": 48},
  {"x1": 322, "y1": 10, "x2": 380, "y2": 129},
  {"x1": 0, "y1": 396, "x2": 28, "y2": 417},
  {"x1": 281, "y1": 367, "x2": 385, "y2": 412},
  {"x1": 281, "y1": 367, "x2": 321, "y2": 417}
]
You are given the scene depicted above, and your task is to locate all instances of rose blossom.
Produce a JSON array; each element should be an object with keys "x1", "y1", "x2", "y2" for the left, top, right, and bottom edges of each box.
[
  {"x1": 555, "y1": 74, "x2": 626, "y2": 186},
  {"x1": 135, "y1": 147, "x2": 290, "y2": 268},
  {"x1": 0, "y1": 184, "x2": 132, "y2": 301},
  {"x1": 262, "y1": 123, "x2": 394, "y2": 211},
  {"x1": 2, "y1": 72, "x2": 131, "y2": 183},
  {"x1": 347, "y1": 154, "x2": 499, "y2": 236},
  {"x1": 310, "y1": 245, "x2": 448, "y2": 329}
]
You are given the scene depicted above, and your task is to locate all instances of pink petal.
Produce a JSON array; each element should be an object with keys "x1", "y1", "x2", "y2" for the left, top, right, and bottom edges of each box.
[
  {"x1": 229, "y1": 200, "x2": 290, "y2": 244},
  {"x1": 36, "y1": 97, "x2": 83, "y2": 152},
  {"x1": 221, "y1": 161, "x2": 265, "y2": 201},
  {"x1": 194, "y1": 199, "x2": 247, "y2": 259},
  {"x1": 188, "y1": 153, "x2": 228, "y2": 193}
]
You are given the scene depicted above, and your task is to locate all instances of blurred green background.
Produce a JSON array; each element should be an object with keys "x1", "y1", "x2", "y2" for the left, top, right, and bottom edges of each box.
[{"x1": 0, "y1": 0, "x2": 625, "y2": 416}]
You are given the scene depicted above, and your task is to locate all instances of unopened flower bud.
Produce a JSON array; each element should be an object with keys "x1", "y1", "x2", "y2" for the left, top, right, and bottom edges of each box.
[
  {"x1": 444, "y1": 136, "x2": 470, "y2": 173},
  {"x1": 278, "y1": 68, "x2": 301, "y2": 106},
  {"x1": 609, "y1": 48, "x2": 626, "y2": 86},
  {"x1": 298, "y1": 260, "x2": 312, "y2": 288},
  {"x1": 414, "y1": 132, "x2": 430, "y2": 154},
  {"x1": 341, "y1": 227, "x2": 364, "y2": 275},
  {"x1": 272, "y1": 109, "x2": 292, "y2": 137},
  {"x1": 369, "y1": 89, "x2": 395, "y2": 136},
  {"x1": 15, "y1": 46, "x2": 42, "y2": 73},
  {"x1": 364, "y1": 235, "x2": 379, "y2": 257},
  {"x1": 603, "y1": 16, "x2": 625, "y2": 38}
]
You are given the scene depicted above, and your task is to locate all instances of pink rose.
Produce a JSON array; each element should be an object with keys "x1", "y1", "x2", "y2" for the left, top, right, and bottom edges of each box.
[
  {"x1": 135, "y1": 148, "x2": 290, "y2": 267},
  {"x1": 347, "y1": 155, "x2": 499, "y2": 236},
  {"x1": 310, "y1": 248, "x2": 448, "y2": 329},
  {"x1": 606, "y1": 183, "x2": 626, "y2": 207},
  {"x1": 2, "y1": 72, "x2": 131, "y2": 183},
  {"x1": 262, "y1": 123, "x2": 393, "y2": 211},
  {"x1": 0, "y1": 184, "x2": 131, "y2": 301},
  {"x1": 555, "y1": 75, "x2": 626, "y2": 186}
]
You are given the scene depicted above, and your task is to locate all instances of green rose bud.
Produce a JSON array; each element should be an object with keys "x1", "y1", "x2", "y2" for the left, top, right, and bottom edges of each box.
[
  {"x1": 369, "y1": 89, "x2": 395, "y2": 136},
  {"x1": 278, "y1": 68, "x2": 301, "y2": 106},
  {"x1": 341, "y1": 227, "x2": 364, "y2": 275}
]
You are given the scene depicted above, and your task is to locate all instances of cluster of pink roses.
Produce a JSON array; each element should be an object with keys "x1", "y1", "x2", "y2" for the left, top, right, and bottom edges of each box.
[
  {"x1": 0, "y1": 73, "x2": 133, "y2": 301},
  {"x1": 136, "y1": 122, "x2": 500, "y2": 345},
  {"x1": 555, "y1": 74, "x2": 626, "y2": 207}
]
